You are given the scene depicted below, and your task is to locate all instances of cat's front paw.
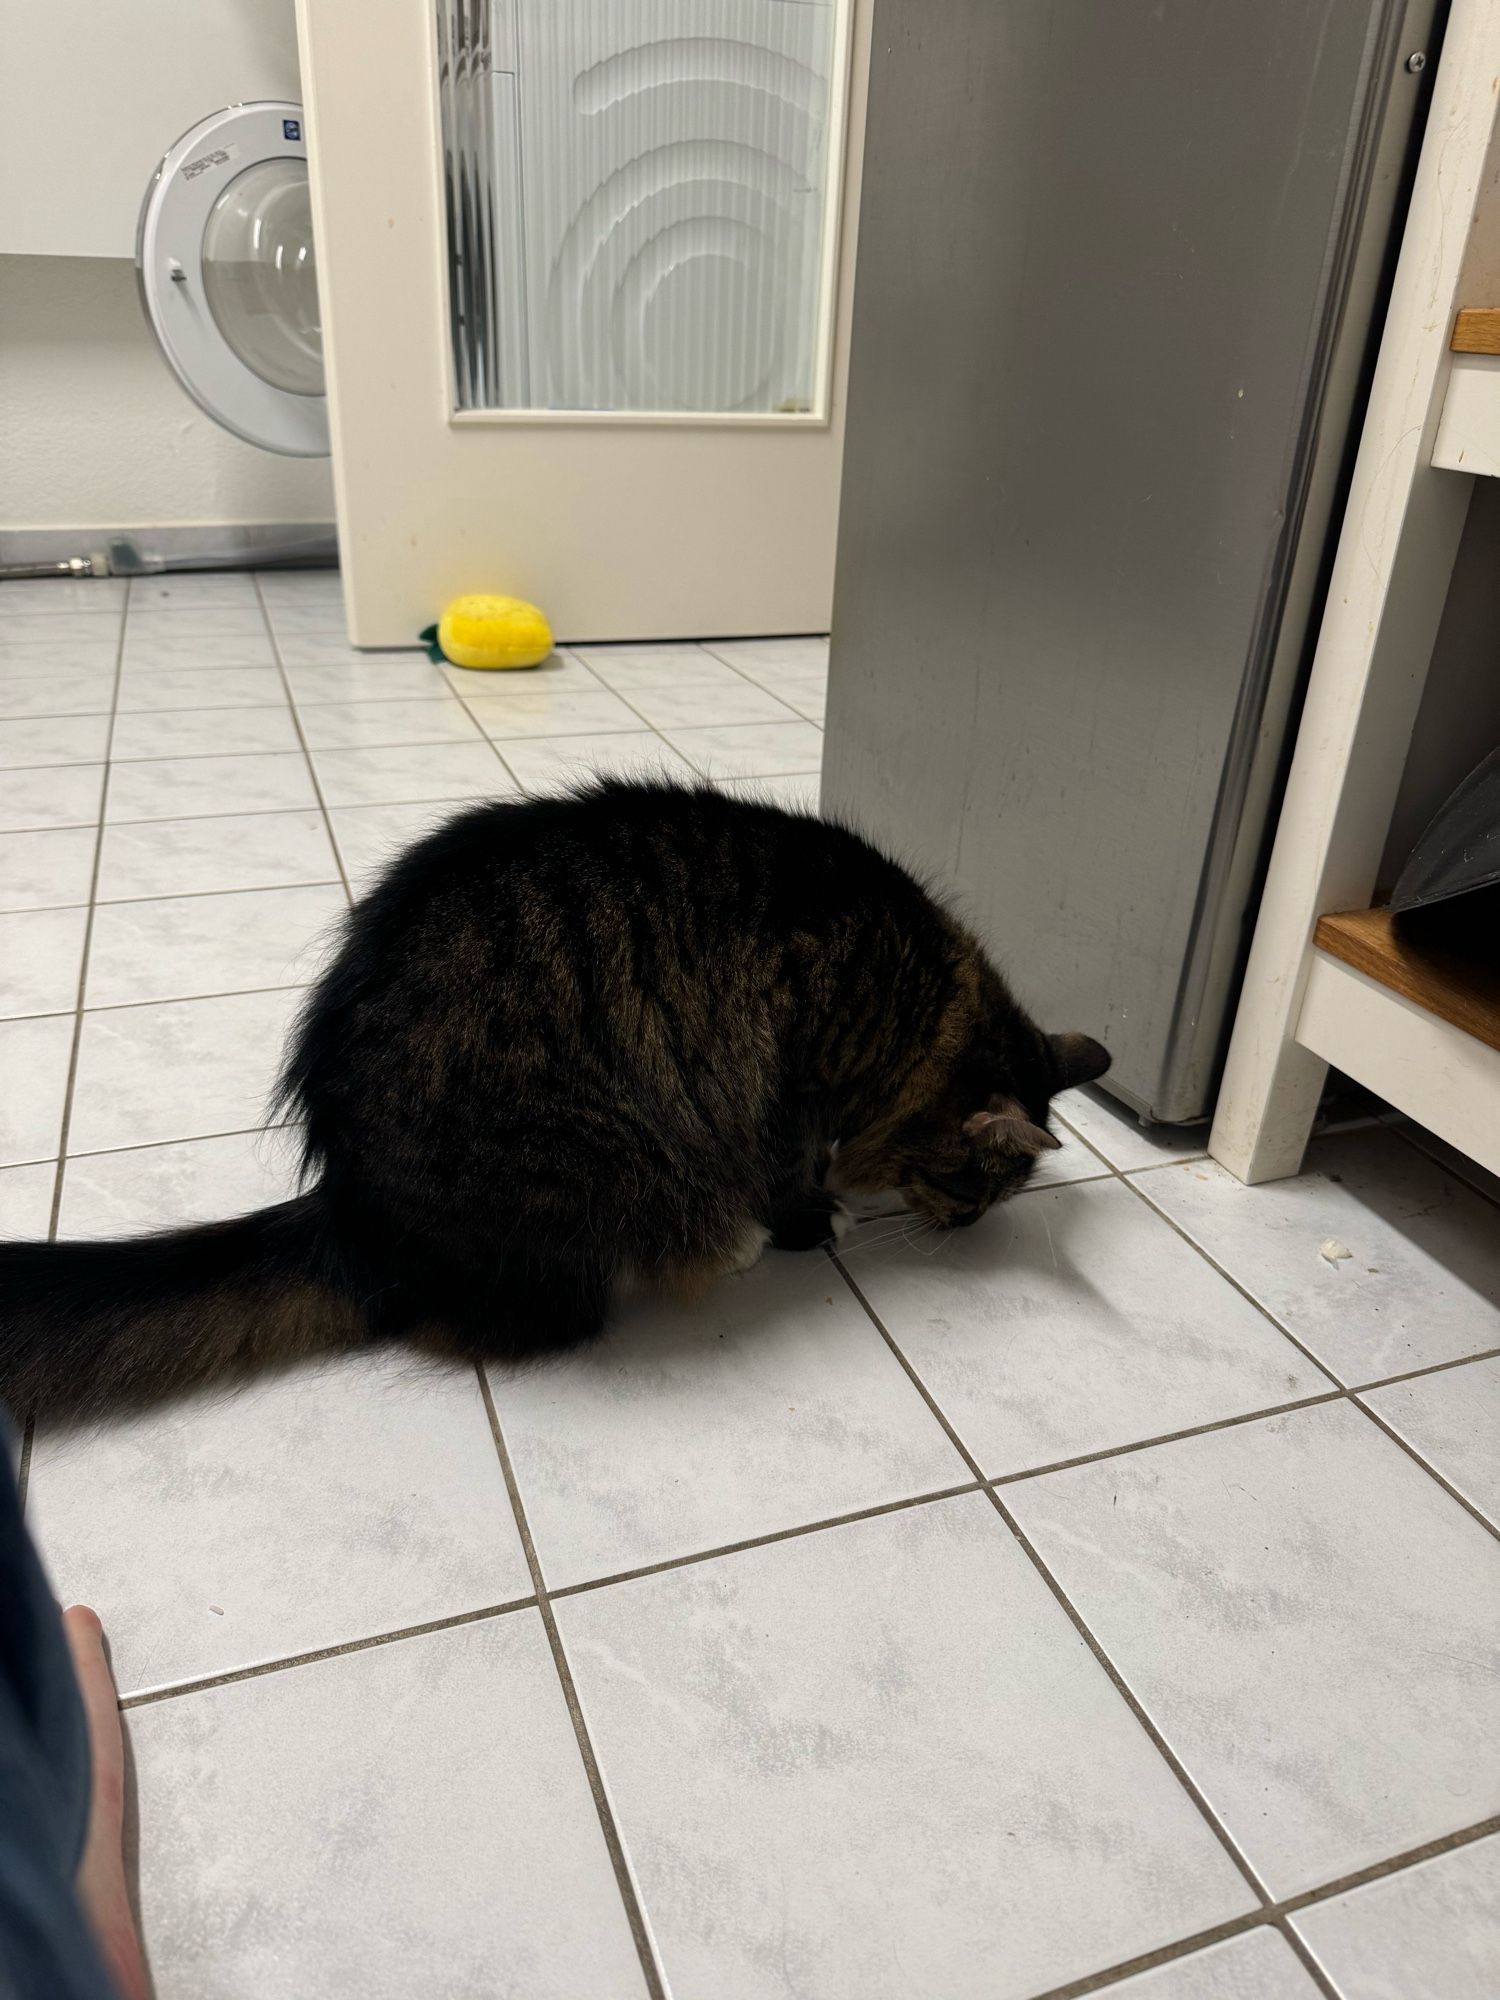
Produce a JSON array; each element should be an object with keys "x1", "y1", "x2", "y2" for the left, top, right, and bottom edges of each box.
[{"x1": 722, "y1": 1221, "x2": 772, "y2": 1275}]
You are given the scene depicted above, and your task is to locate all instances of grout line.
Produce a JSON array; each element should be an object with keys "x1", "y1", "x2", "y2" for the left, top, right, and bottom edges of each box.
[
  {"x1": 64, "y1": 979, "x2": 309, "y2": 1019},
  {"x1": 1274, "y1": 1919, "x2": 1343, "y2": 2000},
  {"x1": 600, "y1": 658, "x2": 804, "y2": 736},
  {"x1": 1349, "y1": 1343, "x2": 1500, "y2": 1393},
  {"x1": 117, "y1": 1597, "x2": 537, "y2": 1710},
  {"x1": 70, "y1": 879, "x2": 340, "y2": 913},
  {"x1": 1048, "y1": 1107, "x2": 1139, "y2": 1176},
  {"x1": 548, "y1": 1481, "x2": 986, "y2": 1601},
  {"x1": 46, "y1": 601, "x2": 128, "y2": 1239},
  {"x1": 2, "y1": 882, "x2": 340, "y2": 927},
  {"x1": 1026, "y1": 1812, "x2": 1500, "y2": 1999},
  {"x1": 107, "y1": 802, "x2": 346, "y2": 830},
  {"x1": 1349, "y1": 1396, "x2": 1500, "y2": 1546},
  {"x1": 215, "y1": 586, "x2": 355, "y2": 904},
  {"x1": 1119, "y1": 1172, "x2": 1347, "y2": 1385},
  {"x1": 992, "y1": 1481, "x2": 1273, "y2": 1906},
  {"x1": 62, "y1": 1118, "x2": 291, "y2": 1166},
  {"x1": 831, "y1": 1248, "x2": 1274, "y2": 1910},
  {"x1": 476, "y1": 1368, "x2": 668, "y2": 2000},
  {"x1": 985, "y1": 1392, "x2": 1348, "y2": 1488},
  {"x1": 830, "y1": 1255, "x2": 985, "y2": 1477},
  {"x1": 1118, "y1": 1166, "x2": 1500, "y2": 1524}
]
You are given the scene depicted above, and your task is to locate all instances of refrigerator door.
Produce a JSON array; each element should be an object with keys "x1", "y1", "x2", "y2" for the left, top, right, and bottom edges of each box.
[{"x1": 823, "y1": 0, "x2": 1439, "y2": 1123}]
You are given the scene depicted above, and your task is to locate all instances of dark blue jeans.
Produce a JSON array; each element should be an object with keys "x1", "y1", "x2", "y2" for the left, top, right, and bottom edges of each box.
[{"x1": 0, "y1": 1419, "x2": 115, "y2": 1999}]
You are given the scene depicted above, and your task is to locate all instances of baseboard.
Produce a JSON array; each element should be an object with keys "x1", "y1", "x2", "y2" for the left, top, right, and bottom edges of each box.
[{"x1": 0, "y1": 522, "x2": 337, "y2": 575}]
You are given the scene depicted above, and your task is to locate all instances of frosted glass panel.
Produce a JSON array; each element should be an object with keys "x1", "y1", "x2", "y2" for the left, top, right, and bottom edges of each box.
[{"x1": 436, "y1": 0, "x2": 842, "y2": 415}]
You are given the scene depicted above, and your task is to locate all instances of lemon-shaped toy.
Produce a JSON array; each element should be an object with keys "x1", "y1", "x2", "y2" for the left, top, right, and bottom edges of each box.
[{"x1": 420, "y1": 594, "x2": 553, "y2": 670}]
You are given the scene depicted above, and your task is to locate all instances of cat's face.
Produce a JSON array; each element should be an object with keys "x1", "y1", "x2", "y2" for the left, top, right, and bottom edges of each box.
[{"x1": 834, "y1": 1029, "x2": 1111, "y2": 1228}]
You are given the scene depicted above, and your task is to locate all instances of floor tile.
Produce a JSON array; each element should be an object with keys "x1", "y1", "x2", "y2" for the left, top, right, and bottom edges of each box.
[
  {"x1": 68, "y1": 986, "x2": 305, "y2": 1153},
  {"x1": 0, "y1": 1012, "x2": 74, "y2": 1164},
  {"x1": 717, "y1": 770, "x2": 823, "y2": 812},
  {"x1": 0, "y1": 608, "x2": 122, "y2": 649},
  {"x1": 0, "y1": 825, "x2": 97, "y2": 910},
  {"x1": 126, "y1": 1615, "x2": 647, "y2": 2000},
  {"x1": 312, "y1": 740, "x2": 515, "y2": 807},
  {"x1": 110, "y1": 704, "x2": 298, "y2": 762},
  {"x1": 275, "y1": 633, "x2": 426, "y2": 668},
  {"x1": 121, "y1": 625, "x2": 276, "y2": 671},
  {"x1": 84, "y1": 883, "x2": 344, "y2": 1008},
  {"x1": 570, "y1": 643, "x2": 742, "y2": 688},
  {"x1": 844, "y1": 1178, "x2": 1329, "y2": 1475},
  {"x1": 126, "y1": 604, "x2": 272, "y2": 643},
  {"x1": 115, "y1": 666, "x2": 286, "y2": 711},
  {"x1": 1290, "y1": 1835, "x2": 1500, "y2": 2000},
  {"x1": 1360, "y1": 1355, "x2": 1500, "y2": 1530},
  {"x1": 262, "y1": 595, "x2": 349, "y2": 635},
  {"x1": 495, "y1": 1250, "x2": 966, "y2": 1588},
  {"x1": 663, "y1": 717, "x2": 824, "y2": 778},
  {"x1": 59, "y1": 1128, "x2": 301, "y2": 1238},
  {"x1": 560, "y1": 1495, "x2": 1253, "y2": 2000},
  {"x1": 297, "y1": 696, "x2": 479, "y2": 750},
  {"x1": 0, "y1": 1159, "x2": 56, "y2": 1237},
  {"x1": 620, "y1": 681, "x2": 799, "y2": 731},
  {"x1": 97, "y1": 810, "x2": 337, "y2": 902},
  {"x1": 0, "y1": 906, "x2": 88, "y2": 1017},
  {"x1": 441, "y1": 651, "x2": 603, "y2": 696},
  {"x1": 0, "y1": 669, "x2": 115, "y2": 717},
  {"x1": 30, "y1": 1353, "x2": 532, "y2": 1693},
  {"x1": 497, "y1": 730, "x2": 698, "y2": 795},
  {"x1": 0, "y1": 713, "x2": 111, "y2": 769},
  {"x1": 0, "y1": 763, "x2": 105, "y2": 831},
  {"x1": 1102, "y1": 1931, "x2": 1320, "y2": 1998},
  {"x1": 464, "y1": 685, "x2": 644, "y2": 739},
  {"x1": 703, "y1": 636, "x2": 830, "y2": 679},
  {"x1": 1141, "y1": 1129, "x2": 1500, "y2": 1382},
  {"x1": 104, "y1": 751, "x2": 317, "y2": 823},
  {"x1": 329, "y1": 799, "x2": 482, "y2": 895},
  {"x1": 286, "y1": 658, "x2": 454, "y2": 703},
  {"x1": 130, "y1": 572, "x2": 262, "y2": 611},
  {"x1": 1028, "y1": 1118, "x2": 1113, "y2": 1188},
  {"x1": 1055, "y1": 1085, "x2": 1209, "y2": 1171},
  {"x1": 0, "y1": 637, "x2": 119, "y2": 677},
  {"x1": 768, "y1": 672, "x2": 828, "y2": 722},
  {"x1": 1009, "y1": 1401, "x2": 1500, "y2": 1896},
  {"x1": 257, "y1": 569, "x2": 343, "y2": 607},
  {"x1": 0, "y1": 578, "x2": 127, "y2": 615}
]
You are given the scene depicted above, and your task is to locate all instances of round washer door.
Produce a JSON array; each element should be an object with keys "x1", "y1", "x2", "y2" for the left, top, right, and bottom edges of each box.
[{"x1": 138, "y1": 103, "x2": 329, "y2": 458}]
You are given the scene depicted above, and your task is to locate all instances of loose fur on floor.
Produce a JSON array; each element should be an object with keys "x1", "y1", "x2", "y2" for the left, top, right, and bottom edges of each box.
[{"x1": 0, "y1": 781, "x2": 1109, "y2": 1422}]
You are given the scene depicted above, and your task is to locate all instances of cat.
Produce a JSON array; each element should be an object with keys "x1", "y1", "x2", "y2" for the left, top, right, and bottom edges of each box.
[{"x1": 0, "y1": 781, "x2": 1109, "y2": 1423}]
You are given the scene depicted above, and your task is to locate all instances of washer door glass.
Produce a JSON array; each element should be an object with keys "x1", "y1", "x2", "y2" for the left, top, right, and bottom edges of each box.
[{"x1": 201, "y1": 159, "x2": 323, "y2": 397}]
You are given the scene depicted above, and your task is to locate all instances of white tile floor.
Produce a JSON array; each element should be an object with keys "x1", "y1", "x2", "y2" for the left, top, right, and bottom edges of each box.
[{"x1": 2, "y1": 572, "x2": 1498, "y2": 2000}]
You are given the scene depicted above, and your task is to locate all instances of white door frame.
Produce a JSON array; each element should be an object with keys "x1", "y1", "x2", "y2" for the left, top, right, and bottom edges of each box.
[{"x1": 295, "y1": 0, "x2": 874, "y2": 645}]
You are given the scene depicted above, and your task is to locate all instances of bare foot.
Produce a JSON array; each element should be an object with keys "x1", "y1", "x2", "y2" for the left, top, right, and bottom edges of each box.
[{"x1": 61, "y1": 1607, "x2": 150, "y2": 2000}]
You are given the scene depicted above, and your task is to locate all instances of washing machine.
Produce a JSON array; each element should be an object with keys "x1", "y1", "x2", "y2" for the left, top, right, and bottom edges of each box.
[{"x1": 136, "y1": 102, "x2": 328, "y2": 458}]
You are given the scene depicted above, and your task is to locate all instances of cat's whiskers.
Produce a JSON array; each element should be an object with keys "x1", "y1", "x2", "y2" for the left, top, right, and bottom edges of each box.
[{"x1": 836, "y1": 1211, "x2": 948, "y2": 1268}]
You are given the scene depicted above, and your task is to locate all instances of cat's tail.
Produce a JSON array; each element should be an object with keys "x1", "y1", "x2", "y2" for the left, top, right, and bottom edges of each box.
[{"x1": 0, "y1": 1192, "x2": 369, "y2": 1424}]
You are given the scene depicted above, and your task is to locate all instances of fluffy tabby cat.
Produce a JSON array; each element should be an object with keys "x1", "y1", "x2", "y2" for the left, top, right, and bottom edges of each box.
[{"x1": 0, "y1": 782, "x2": 1109, "y2": 1421}]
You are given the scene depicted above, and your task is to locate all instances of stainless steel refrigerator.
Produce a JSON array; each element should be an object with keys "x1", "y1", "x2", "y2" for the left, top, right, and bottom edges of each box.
[{"x1": 823, "y1": 0, "x2": 1441, "y2": 1125}]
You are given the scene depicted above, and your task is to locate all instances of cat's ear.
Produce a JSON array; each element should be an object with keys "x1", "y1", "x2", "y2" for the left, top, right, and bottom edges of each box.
[
  {"x1": 1049, "y1": 1031, "x2": 1111, "y2": 1090},
  {"x1": 963, "y1": 1096, "x2": 1062, "y2": 1157}
]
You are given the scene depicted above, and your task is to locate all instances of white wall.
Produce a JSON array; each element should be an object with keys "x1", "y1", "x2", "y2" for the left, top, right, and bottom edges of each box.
[{"x1": 0, "y1": 255, "x2": 334, "y2": 532}]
